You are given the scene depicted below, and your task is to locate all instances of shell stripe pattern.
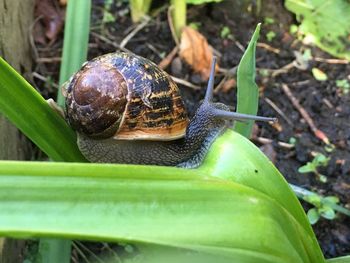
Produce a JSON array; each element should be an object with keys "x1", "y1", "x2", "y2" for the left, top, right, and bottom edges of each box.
[{"x1": 108, "y1": 52, "x2": 189, "y2": 141}]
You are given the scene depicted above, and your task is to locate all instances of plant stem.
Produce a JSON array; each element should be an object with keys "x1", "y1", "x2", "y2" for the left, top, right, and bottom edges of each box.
[
  {"x1": 130, "y1": 0, "x2": 152, "y2": 23},
  {"x1": 39, "y1": 238, "x2": 72, "y2": 263},
  {"x1": 57, "y1": 0, "x2": 91, "y2": 106},
  {"x1": 171, "y1": 0, "x2": 186, "y2": 39},
  {"x1": 290, "y1": 184, "x2": 350, "y2": 217},
  {"x1": 41, "y1": 0, "x2": 92, "y2": 261}
]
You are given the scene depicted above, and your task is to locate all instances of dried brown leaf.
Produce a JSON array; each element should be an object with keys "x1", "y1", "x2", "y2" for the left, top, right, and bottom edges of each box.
[
  {"x1": 221, "y1": 78, "x2": 236, "y2": 93},
  {"x1": 35, "y1": 0, "x2": 64, "y2": 43},
  {"x1": 179, "y1": 26, "x2": 218, "y2": 81},
  {"x1": 59, "y1": 0, "x2": 67, "y2": 6}
]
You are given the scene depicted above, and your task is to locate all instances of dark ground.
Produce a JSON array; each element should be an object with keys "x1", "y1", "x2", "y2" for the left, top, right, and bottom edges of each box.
[{"x1": 32, "y1": 0, "x2": 350, "y2": 260}]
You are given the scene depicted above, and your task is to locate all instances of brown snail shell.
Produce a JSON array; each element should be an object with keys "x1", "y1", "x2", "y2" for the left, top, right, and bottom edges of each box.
[{"x1": 65, "y1": 52, "x2": 189, "y2": 141}]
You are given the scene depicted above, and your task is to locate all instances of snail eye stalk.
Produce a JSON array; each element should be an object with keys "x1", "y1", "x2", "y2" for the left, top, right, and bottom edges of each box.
[
  {"x1": 204, "y1": 57, "x2": 276, "y2": 123},
  {"x1": 204, "y1": 56, "x2": 217, "y2": 104}
]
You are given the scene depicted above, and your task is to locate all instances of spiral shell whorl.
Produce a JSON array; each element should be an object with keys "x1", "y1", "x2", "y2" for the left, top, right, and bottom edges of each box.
[{"x1": 65, "y1": 61, "x2": 128, "y2": 138}]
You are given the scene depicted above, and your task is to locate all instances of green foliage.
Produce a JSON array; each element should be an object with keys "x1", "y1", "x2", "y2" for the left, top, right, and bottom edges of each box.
[
  {"x1": 298, "y1": 153, "x2": 330, "y2": 183},
  {"x1": 0, "y1": 130, "x2": 325, "y2": 262},
  {"x1": 186, "y1": 0, "x2": 223, "y2": 4},
  {"x1": 285, "y1": 0, "x2": 350, "y2": 60},
  {"x1": 0, "y1": 23, "x2": 331, "y2": 262},
  {"x1": 220, "y1": 26, "x2": 233, "y2": 39},
  {"x1": 266, "y1": 31, "x2": 276, "y2": 42},
  {"x1": 130, "y1": 0, "x2": 152, "y2": 23},
  {"x1": 171, "y1": 0, "x2": 186, "y2": 39},
  {"x1": 103, "y1": 0, "x2": 116, "y2": 24},
  {"x1": 305, "y1": 194, "x2": 339, "y2": 224},
  {"x1": 312, "y1": 68, "x2": 328, "y2": 81},
  {"x1": 188, "y1": 22, "x2": 201, "y2": 30},
  {"x1": 0, "y1": 58, "x2": 86, "y2": 162},
  {"x1": 58, "y1": 0, "x2": 91, "y2": 106},
  {"x1": 234, "y1": 24, "x2": 260, "y2": 138},
  {"x1": 264, "y1": 17, "x2": 275, "y2": 25},
  {"x1": 336, "y1": 79, "x2": 350, "y2": 94}
]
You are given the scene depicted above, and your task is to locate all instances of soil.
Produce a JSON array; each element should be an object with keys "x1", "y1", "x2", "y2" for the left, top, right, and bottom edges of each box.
[{"x1": 32, "y1": 0, "x2": 350, "y2": 260}]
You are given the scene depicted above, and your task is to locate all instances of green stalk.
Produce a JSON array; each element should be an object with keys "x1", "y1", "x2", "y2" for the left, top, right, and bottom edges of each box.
[
  {"x1": 130, "y1": 0, "x2": 153, "y2": 23},
  {"x1": 57, "y1": 0, "x2": 91, "y2": 106},
  {"x1": 44, "y1": 0, "x2": 91, "y2": 261},
  {"x1": 171, "y1": 0, "x2": 186, "y2": 39},
  {"x1": 38, "y1": 238, "x2": 71, "y2": 263},
  {"x1": 234, "y1": 24, "x2": 261, "y2": 138}
]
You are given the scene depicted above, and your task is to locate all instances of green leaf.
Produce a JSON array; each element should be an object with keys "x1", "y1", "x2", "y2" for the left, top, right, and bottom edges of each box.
[
  {"x1": 58, "y1": 0, "x2": 91, "y2": 106},
  {"x1": 318, "y1": 174, "x2": 327, "y2": 183},
  {"x1": 0, "y1": 58, "x2": 86, "y2": 162},
  {"x1": 220, "y1": 26, "x2": 231, "y2": 39},
  {"x1": 200, "y1": 131, "x2": 324, "y2": 262},
  {"x1": 307, "y1": 208, "x2": 320, "y2": 225},
  {"x1": 313, "y1": 153, "x2": 329, "y2": 167},
  {"x1": 186, "y1": 0, "x2": 223, "y2": 4},
  {"x1": 234, "y1": 24, "x2": 261, "y2": 138},
  {"x1": 312, "y1": 68, "x2": 328, "y2": 81},
  {"x1": 298, "y1": 163, "x2": 315, "y2": 173},
  {"x1": 323, "y1": 196, "x2": 339, "y2": 204},
  {"x1": 304, "y1": 194, "x2": 321, "y2": 207},
  {"x1": 326, "y1": 255, "x2": 350, "y2": 263},
  {"x1": 0, "y1": 157, "x2": 324, "y2": 263},
  {"x1": 285, "y1": 0, "x2": 350, "y2": 60},
  {"x1": 266, "y1": 31, "x2": 276, "y2": 42},
  {"x1": 319, "y1": 206, "x2": 336, "y2": 220}
]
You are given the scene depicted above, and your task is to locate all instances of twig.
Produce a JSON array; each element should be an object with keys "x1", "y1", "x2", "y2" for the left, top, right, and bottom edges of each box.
[
  {"x1": 290, "y1": 184, "x2": 350, "y2": 217},
  {"x1": 120, "y1": 16, "x2": 151, "y2": 48},
  {"x1": 72, "y1": 242, "x2": 92, "y2": 263},
  {"x1": 313, "y1": 57, "x2": 349, "y2": 64},
  {"x1": 234, "y1": 41, "x2": 245, "y2": 52},
  {"x1": 254, "y1": 136, "x2": 295, "y2": 149},
  {"x1": 167, "y1": 6, "x2": 179, "y2": 46},
  {"x1": 271, "y1": 62, "x2": 295, "y2": 77},
  {"x1": 264, "y1": 97, "x2": 293, "y2": 126},
  {"x1": 281, "y1": 83, "x2": 330, "y2": 144},
  {"x1": 213, "y1": 75, "x2": 229, "y2": 94},
  {"x1": 36, "y1": 57, "x2": 62, "y2": 63},
  {"x1": 90, "y1": 31, "x2": 129, "y2": 52},
  {"x1": 74, "y1": 241, "x2": 104, "y2": 263},
  {"x1": 29, "y1": 15, "x2": 43, "y2": 62},
  {"x1": 32, "y1": 72, "x2": 59, "y2": 88},
  {"x1": 257, "y1": 42, "x2": 281, "y2": 54},
  {"x1": 158, "y1": 46, "x2": 179, "y2": 69},
  {"x1": 145, "y1": 43, "x2": 163, "y2": 59},
  {"x1": 170, "y1": 75, "x2": 201, "y2": 90},
  {"x1": 322, "y1": 98, "x2": 334, "y2": 109}
]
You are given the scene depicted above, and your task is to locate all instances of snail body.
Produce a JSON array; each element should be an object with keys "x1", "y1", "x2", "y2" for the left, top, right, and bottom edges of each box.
[{"x1": 65, "y1": 52, "x2": 274, "y2": 168}]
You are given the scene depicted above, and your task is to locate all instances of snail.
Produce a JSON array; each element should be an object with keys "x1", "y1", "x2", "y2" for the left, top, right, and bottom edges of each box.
[{"x1": 63, "y1": 52, "x2": 275, "y2": 168}]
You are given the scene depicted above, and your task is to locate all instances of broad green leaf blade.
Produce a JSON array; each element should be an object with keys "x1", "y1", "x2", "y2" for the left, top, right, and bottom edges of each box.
[
  {"x1": 0, "y1": 58, "x2": 86, "y2": 162},
  {"x1": 326, "y1": 256, "x2": 350, "y2": 263},
  {"x1": 200, "y1": 130, "x2": 324, "y2": 261},
  {"x1": 285, "y1": 0, "x2": 350, "y2": 60},
  {"x1": 234, "y1": 24, "x2": 260, "y2": 138},
  {"x1": 58, "y1": 0, "x2": 91, "y2": 106},
  {"x1": 0, "y1": 160, "x2": 321, "y2": 263}
]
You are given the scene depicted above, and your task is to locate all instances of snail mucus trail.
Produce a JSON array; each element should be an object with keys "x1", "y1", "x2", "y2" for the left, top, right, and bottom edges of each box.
[{"x1": 64, "y1": 52, "x2": 275, "y2": 168}]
